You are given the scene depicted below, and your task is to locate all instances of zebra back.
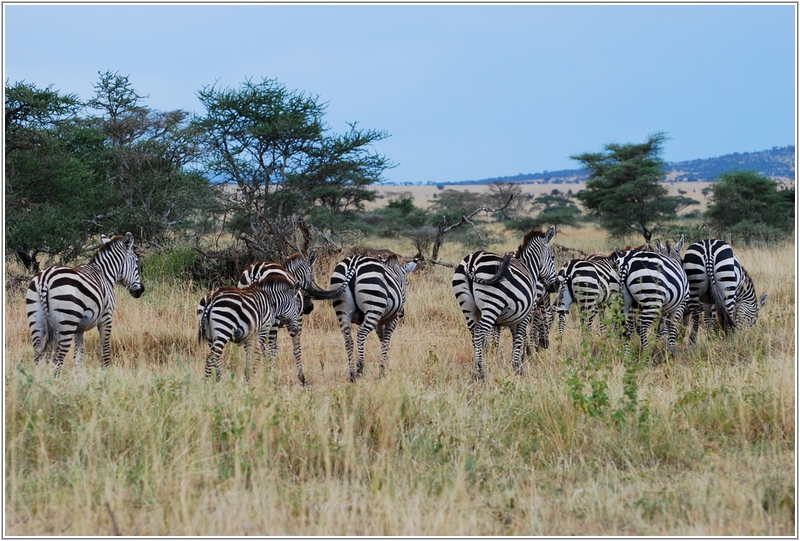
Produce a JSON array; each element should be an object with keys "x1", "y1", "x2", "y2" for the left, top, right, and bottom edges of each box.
[{"x1": 682, "y1": 239, "x2": 740, "y2": 334}]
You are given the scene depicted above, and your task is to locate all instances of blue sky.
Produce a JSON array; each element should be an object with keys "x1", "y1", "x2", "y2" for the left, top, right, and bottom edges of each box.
[{"x1": 4, "y1": 3, "x2": 796, "y2": 184}]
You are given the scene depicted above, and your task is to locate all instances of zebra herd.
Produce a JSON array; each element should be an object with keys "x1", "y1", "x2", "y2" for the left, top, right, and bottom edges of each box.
[{"x1": 25, "y1": 230, "x2": 768, "y2": 382}]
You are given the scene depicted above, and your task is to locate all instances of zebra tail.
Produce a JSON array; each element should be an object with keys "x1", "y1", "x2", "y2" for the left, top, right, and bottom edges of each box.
[
  {"x1": 38, "y1": 283, "x2": 59, "y2": 355},
  {"x1": 315, "y1": 264, "x2": 358, "y2": 299},
  {"x1": 469, "y1": 252, "x2": 513, "y2": 285},
  {"x1": 198, "y1": 300, "x2": 214, "y2": 345},
  {"x1": 707, "y1": 258, "x2": 736, "y2": 334}
]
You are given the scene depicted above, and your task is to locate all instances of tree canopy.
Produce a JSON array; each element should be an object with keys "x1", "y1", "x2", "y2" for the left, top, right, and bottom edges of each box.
[
  {"x1": 572, "y1": 132, "x2": 698, "y2": 242},
  {"x1": 704, "y1": 170, "x2": 794, "y2": 243}
]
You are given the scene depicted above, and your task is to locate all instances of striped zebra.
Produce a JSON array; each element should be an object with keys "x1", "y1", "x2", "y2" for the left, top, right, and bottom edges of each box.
[
  {"x1": 197, "y1": 273, "x2": 303, "y2": 383},
  {"x1": 554, "y1": 252, "x2": 620, "y2": 336},
  {"x1": 681, "y1": 239, "x2": 767, "y2": 342},
  {"x1": 26, "y1": 232, "x2": 145, "y2": 376},
  {"x1": 235, "y1": 250, "x2": 341, "y2": 370},
  {"x1": 197, "y1": 251, "x2": 339, "y2": 383},
  {"x1": 328, "y1": 252, "x2": 417, "y2": 382},
  {"x1": 615, "y1": 236, "x2": 689, "y2": 356},
  {"x1": 452, "y1": 226, "x2": 557, "y2": 378},
  {"x1": 734, "y1": 268, "x2": 768, "y2": 328}
]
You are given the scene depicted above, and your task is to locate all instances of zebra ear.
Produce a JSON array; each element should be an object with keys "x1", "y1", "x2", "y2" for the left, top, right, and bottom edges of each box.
[
  {"x1": 101, "y1": 234, "x2": 112, "y2": 245},
  {"x1": 404, "y1": 259, "x2": 418, "y2": 273},
  {"x1": 544, "y1": 225, "x2": 556, "y2": 244},
  {"x1": 122, "y1": 232, "x2": 135, "y2": 251},
  {"x1": 614, "y1": 246, "x2": 625, "y2": 258},
  {"x1": 759, "y1": 293, "x2": 769, "y2": 308},
  {"x1": 308, "y1": 249, "x2": 318, "y2": 267},
  {"x1": 675, "y1": 235, "x2": 685, "y2": 253}
]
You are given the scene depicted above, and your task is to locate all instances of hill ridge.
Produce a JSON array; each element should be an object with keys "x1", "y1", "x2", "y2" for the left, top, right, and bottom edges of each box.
[{"x1": 410, "y1": 145, "x2": 795, "y2": 186}]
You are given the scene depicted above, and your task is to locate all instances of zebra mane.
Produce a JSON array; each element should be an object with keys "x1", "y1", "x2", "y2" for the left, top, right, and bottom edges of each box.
[
  {"x1": 89, "y1": 234, "x2": 126, "y2": 264},
  {"x1": 516, "y1": 229, "x2": 548, "y2": 257},
  {"x1": 254, "y1": 272, "x2": 296, "y2": 289}
]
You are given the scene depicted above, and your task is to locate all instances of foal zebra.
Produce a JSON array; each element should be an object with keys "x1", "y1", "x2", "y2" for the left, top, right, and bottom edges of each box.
[
  {"x1": 235, "y1": 250, "x2": 340, "y2": 375},
  {"x1": 26, "y1": 232, "x2": 145, "y2": 376},
  {"x1": 328, "y1": 252, "x2": 417, "y2": 382},
  {"x1": 554, "y1": 253, "x2": 620, "y2": 336},
  {"x1": 681, "y1": 239, "x2": 767, "y2": 342},
  {"x1": 198, "y1": 273, "x2": 303, "y2": 383},
  {"x1": 452, "y1": 226, "x2": 557, "y2": 378},
  {"x1": 615, "y1": 236, "x2": 689, "y2": 356}
]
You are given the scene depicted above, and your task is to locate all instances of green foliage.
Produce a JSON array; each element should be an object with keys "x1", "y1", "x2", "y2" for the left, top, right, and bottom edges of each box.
[
  {"x1": 572, "y1": 133, "x2": 699, "y2": 242},
  {"x1": 5, "y1": 74, "x2": 218, "y2": 267},
  {"x1": 195, "y1": 78, "x2": 391, "y2": 245},
  {"x1": 704, "y1": 170, "x2": 795, "y2": 243},
  {"x1": 141, "y1": 247, "x2": 198, "y2": 282}
]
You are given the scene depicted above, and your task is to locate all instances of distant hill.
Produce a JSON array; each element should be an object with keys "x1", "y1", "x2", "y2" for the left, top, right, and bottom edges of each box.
[{"x1": 421, "y1": 146, "x2": 794, "y2": 186}]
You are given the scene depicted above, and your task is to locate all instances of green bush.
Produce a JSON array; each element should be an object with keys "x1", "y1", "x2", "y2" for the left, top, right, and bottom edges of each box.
[{"x1": 142, "y1": 247, "x2": 198, "y2": 282}]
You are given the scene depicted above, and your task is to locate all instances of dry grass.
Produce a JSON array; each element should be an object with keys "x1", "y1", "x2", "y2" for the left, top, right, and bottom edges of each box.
[{"x1": 4, "y1": 226, "x2": 795, "y2": 536}]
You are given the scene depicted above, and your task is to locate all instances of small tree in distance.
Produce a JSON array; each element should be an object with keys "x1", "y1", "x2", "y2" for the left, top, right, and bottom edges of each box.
[
  {"x1": 572, "y1": 132, "x2": 698, "y2": 242},
  {"x1": 705, "y1": 169, "x2": 794, "y2": 243}
]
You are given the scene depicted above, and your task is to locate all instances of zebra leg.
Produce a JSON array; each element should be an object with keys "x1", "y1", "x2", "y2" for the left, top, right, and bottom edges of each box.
[
  {"x1": 472, "y1": 319, "x2": 496, "y2": 379},
  {"x1": 687, "y1": 302, "x2": 702, "y2": 343},
  {"x1": 286, "y1": 320, "x2": 306, "y2": 386},
  {"x1": 267, "y1": 325, "x2": 279, "y2": 371},
  {"x1": 51, "y1": 331, "x2": 75, "y2": 377},
  {"x1": 73, "y1": 332, "x2": 85, "y2": 368},
  {"x1": 489, "y1": 326, "x2": 501, "y2": 350},
  {"x1": 557, "y1": 310, "x2": 567, "y2": 337},
  {"x1": 339, "y1": 322, "x2": 357, "y2": 383},
  {"x1": 98, "y1": 316, "x2": 113, "y2": 368},
  {"x1": 376, "y1": 318, "x2": 399, "y2": 378},
  {"x1": 243, "y1": 337, "x2": 254, "y2": 383},
  {"x1": 355, "y1": 312, "x2": 381, "y2": 379},
  {"x1": 510, "y1": 318, "x2": 530, "y2": 376},
  {"x1": 205, "y1": 338, "x2": 227, "y2": 381}
]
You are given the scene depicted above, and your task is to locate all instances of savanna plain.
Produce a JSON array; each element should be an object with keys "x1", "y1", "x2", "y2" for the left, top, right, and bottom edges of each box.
[{"x1": 4, "y1": 223, "x2": 796, "y2": 536}]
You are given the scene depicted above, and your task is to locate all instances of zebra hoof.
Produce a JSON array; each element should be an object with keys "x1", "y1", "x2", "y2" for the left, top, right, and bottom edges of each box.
[{"x1": 298, "y1": 373, "x2": 308, "y2": 386}]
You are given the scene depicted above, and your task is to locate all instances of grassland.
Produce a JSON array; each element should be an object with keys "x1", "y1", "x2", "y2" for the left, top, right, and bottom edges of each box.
[{"x1": 4, "y1": 225, "x2": 795, "y2": 536}]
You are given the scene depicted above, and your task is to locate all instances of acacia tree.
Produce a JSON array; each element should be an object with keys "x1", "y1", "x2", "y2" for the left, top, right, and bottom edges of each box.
[
  {"x1": 5, "y1": 81, "x2": 112, "y2": 269},
  {"x1": 573, "y1": 132, "x2": 697, "y2": 242},
  {"x1": 195, "y1": 78, "x2": 392, "y2": 255},
  {"x1": 705, "y1": 169, "x2": 794, "y2": 242},
  {"x1": 88, "y1": 71, "x2": 217, "y2": 245}
]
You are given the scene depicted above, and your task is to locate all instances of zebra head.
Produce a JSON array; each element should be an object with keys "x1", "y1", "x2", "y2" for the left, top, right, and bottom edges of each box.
[
  {"x1": 518, "y1": 225, "x2": 558, "y2": 293},
  {"x1": 654, "y1": 235, "x2": 685, "y2": 262},
  {"x1": 99, "y1": 232, "x2": 145, "y2": 298},
  {"x1": 735, "y1": 269, "x2": 769, "y2": 328}
]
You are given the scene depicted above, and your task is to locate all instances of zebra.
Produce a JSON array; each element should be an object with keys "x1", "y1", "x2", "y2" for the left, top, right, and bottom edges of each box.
[
  {"x1": 615, "y1": 236, "x2": 689, "y2": 356},
  {"x1": 553, "y1": 252, "x2": 620, "y2": 336},
  {"x1": 488, "y1": 255, "x2": 555, "y2": 353},
  {"x1": 197, "y1": 273, "x2": 303, "y2": 383},
  {"x1": 681, "y1": 239, "x2": 768, "y2": 342},
  {"x1": 734, "y1": 268, "x2": 768, "y2": 329},
  {"x1": 234, "y1": 250, "x2": 341, "y2": 371},
  {"x1": 328, "y1": 252, "x2": 418, "y2": 382},
  {"x1": 452, "y1": 226, "x2": 557, "y2": 378},
  {"x1": 26, "y1": 232, "x2": 145, "y2": 376}
]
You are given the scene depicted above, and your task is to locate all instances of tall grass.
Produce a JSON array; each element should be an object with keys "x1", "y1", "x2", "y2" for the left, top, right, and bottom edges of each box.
[{"x1": 4, "y1": 227, "x2": 794, "y2": 536}]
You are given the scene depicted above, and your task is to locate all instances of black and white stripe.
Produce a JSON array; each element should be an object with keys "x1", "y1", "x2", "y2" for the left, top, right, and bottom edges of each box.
[
  {"x1": 26, "y1": 232, "x2": 145, "y2": 376},
  {"x1": 328, "y1": 252, "x2": 417, "y2": 382},
  {"x1": 452, "y1": 226, "x2": 557, "y2": 378},
  {"x1": 681, "y1": 239, "x2": 766, "y2": 342},
  {"x1": 554, "y1": 253, "x2": 620, "y2": 336},
  {"x1": 235, "y1": 250, "x2": 340, "y2": 375},
  {"x1": 615, "y1": 236, "x2": 689, "y2": 355},
  {"x1": 198, "y1": 273, "x2": 303, "y2": 383},
  {"x1": 734, "y1": 268, "x2": 768, "y2": 329}
]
